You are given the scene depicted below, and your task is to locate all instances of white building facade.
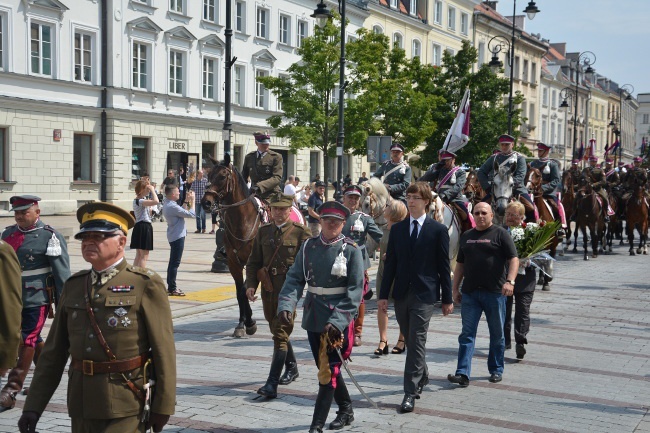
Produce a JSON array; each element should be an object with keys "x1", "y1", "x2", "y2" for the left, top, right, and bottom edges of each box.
[
  {"x1": 0, "y1": 0, "x2": 368, "y2": 213},
  {"x1": 636, "y1": 93, "x2": 650, "y2": 159}
]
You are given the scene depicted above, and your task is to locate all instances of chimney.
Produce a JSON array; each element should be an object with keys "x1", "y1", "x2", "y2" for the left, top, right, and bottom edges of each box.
[
  {"x1": 507, "y1": 15, "x2": 526, "y2": 31},
  {"x1": 483, "y1": 1, "x2": 498, "y2": 10},
  {"x1": 550, "y1": 43, "x2": 566, "y2": 57}
]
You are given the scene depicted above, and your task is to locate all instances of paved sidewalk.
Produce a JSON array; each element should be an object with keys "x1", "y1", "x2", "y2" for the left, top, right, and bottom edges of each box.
[{"x1": 1, "y1": 214, "x2": 649, "y2": 432}]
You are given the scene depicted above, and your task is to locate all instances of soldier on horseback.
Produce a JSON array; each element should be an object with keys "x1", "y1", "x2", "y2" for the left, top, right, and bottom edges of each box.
[
  {"x1": 477, "y1": 134, "x2": 535, "y2": 222},
  {"x1": 623, "y1": 157, "x2": 650, "y2": 200},
  {"x1": 241, "y1": 132, "x2": 283, "y2": 200},
  {"x1": 372, "y1": 142, "x2": 412, "y2": 204},
  {"x1": 568, "y1": 159, "x2": 582, "y2": 192},
  {"x1": 420, "y1": 150, "x2": 470, "y2": 229},
  {"x1": 529, "y1": 143, "x2": 562, "y2": 230},
  {"x1": 604, "y1": 158, "x2": 620, "y2": 187},
  {"x1": 581, "y1": 156, "x2": 610, "y2": 222}
]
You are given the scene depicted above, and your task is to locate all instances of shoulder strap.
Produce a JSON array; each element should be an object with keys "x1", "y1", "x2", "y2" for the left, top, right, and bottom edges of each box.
[
  {"x1": 263, "y1": 224, "x2": 296, "y2": 270},
  {"x1": 383, "y1": 162, "x2": 404, "y2": 179},
  {"x1": 84, "y1": 273, "x2": 117, "y2": 361}
]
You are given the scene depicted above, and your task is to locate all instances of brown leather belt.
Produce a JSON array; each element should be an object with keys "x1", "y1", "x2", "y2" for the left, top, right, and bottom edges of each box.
[{"x1": 70, "y1": 353, "x2": 149, "y2": 376}]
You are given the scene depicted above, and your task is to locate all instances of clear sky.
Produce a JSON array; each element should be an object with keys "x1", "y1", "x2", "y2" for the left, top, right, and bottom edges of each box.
[{"x1": 495, "y1": 0, "x2": 650, "y2": 97}]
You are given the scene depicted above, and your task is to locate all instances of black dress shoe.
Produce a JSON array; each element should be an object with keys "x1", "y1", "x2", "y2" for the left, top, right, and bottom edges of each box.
[
  {"x1": 415, "y1": 376, "x2": 429, "y2": 397},
  {"x1": 489, "y1": 373, "x2": 502, "y2": 383},
  {"x1": 515, "y1": 343, "x2": 526, "y2": 359},
  {"x1": 329, "y1": 410, "x2": 354, "y2": 430},
  {"x1": 400, "y1": 395, "x2": 415, "y2": 413},
  {"x1": 447, "y1": 374, "x2": 469, "y2": 387}
]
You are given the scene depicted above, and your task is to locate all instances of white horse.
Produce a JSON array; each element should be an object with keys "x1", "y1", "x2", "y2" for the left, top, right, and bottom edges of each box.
[
  {"x1": 491, "y1": 159, "x2": 516, "y2": 226},
  {"x1": 429, "y1": 192, "x2": 461, "y2": 271},
  {"x1": 360, "y1": 177, "x2": 390, "y2": 258}
]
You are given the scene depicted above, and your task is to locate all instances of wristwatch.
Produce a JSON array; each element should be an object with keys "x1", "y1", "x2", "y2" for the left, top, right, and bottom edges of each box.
[{"x1": 506, "y1": 279, "x2": 516, "y2": 285}]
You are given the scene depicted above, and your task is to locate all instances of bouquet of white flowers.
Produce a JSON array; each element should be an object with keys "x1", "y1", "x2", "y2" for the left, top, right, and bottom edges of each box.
[{"x1": 509, "y1": 220, "x2": 560, "y2": 275}]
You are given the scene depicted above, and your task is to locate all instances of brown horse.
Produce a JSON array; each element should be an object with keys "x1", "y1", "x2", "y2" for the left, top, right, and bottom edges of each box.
[
  {"x1": 526, "y1": 168, "x2": 560, "y2": 290},
  {"x1": 605, "y1": 192, "x2": 620, "y2": 252},
  {"x1": 463, "y1": 170, "x2": 485, "y2": 209},
  {"x1": 625, "y1": 185, "x2": 648, "y2": 255},
  {"x1": 561, "y1": 170, "x2": 578, "y2": 251},
  {"x1": 575, "y1": 183, "x2": 606, "y2": 260},
  {"x1": 202, "y1": 154, "x2": 259, "y2": 337}
]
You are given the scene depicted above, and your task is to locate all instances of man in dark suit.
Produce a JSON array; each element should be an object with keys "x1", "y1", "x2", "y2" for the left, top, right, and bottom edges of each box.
[{"x1": 378, "y1": 182, "x2": 453, "y2": 413}]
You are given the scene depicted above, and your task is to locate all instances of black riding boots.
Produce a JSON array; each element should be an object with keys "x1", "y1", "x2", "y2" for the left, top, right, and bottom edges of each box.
[
  {"x1": 309, "y1": 384, "x2": 335, "y2": 433},
  {"x1": 257, "y1": 349, "x2": 287, "y2": 399},
  {"x1": 279, "y1": 342, "x2": 299, "y2": 385},
  {"x1": 329, "y1": 374, "x2": 354, "y2": 430}
]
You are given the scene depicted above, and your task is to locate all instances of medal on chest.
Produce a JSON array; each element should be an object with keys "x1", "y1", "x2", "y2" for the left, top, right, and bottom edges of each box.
[{"x1": 352, "y1": 216, "x2": 364, "y2": 232}]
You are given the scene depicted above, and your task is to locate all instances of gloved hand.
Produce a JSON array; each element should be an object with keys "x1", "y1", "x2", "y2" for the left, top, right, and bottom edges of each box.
[
  {"x1": 249, "y1": 185, "x2": 260, "y2": 195},
  {"x1": 146, "y1": 413, "x2": 170, "y2": 433},
  {"x1": 324, "y1": 323, "x2": 341, "y2": 341},
  {"x1": 278, "y1": 310, "x2": 292, "y2": 326},
  {"x1": 18, "y1": 411, "x2": 40, "y2": 433}
]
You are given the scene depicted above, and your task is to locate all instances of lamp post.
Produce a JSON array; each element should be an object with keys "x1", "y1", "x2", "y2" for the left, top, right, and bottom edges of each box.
[
  {"x1": 312, "y1": 0, "x2": 346, "y2": 200},
  {"x1": 617, "y1": 83, "x2": 634, "y2": 163},
  {"x1": 486, "y1": 0, "x2": 540, "y2": 135},
  {"x1": 559, "y1": 88, "x2": 574, "y2": 167},
  {"x1": 559, "y1": 51, "x2": 596, "y2": 159}
]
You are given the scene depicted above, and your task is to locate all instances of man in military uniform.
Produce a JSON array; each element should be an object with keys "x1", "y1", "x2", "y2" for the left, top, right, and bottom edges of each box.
[
  {"x1": 604, "y1": 158, "x2": 620, "y2": 189},
  {"x1": 477, "y1": 135, "x2": 535, "y2": 222},
  {"x1": 0, "y1": 196, "x2": 70, "y2": 410},
  {"x1": 0, "y1": 240, "x2": 22, "y2": 381},
  {"x1": 529, "y1": 143, "x2": 562, "y2": 223},
  {"x1": 18, "y1": 202, "x2": 176, "y2": 433},
  {"x1": 623, "y1": 157, "x2": 650, "y2": 199},
  {"x1": 278, "y1": 201, "x2": 363, "y2": 433},
  {"x1": 582, "y1": 155, "x2": 610, "y2": 222},
  {"x1": 569, "y1": 159, "x2": 582, "y2": 192},
  {"x1": 245, "y1": 193, "x2": 311, "y2": 399},
  {"x1": 241, "y1": 131, "x2": 284, "y2": 200},
  {"x1": 420, "y1": 150, "x2": 470, "y2": 224},
  {"x1": 341, "y1": 185, "x2": 382, "y2": 347},
  {"x1": 372, "y1": 142, "x2": 412, "y2": 203}
]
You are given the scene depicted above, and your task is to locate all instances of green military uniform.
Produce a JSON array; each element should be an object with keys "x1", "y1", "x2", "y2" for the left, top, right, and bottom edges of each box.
[
  {"x1": 0, "y1": 240, "x2": 22, "y2": 371},
  {"x1": 246, "y1": 193, "x2": 311, "y2": 398},
  {"x1": 342, "y1": 210, "x2": 382, "y2": 270},
  {"x1": 373, "y1": 159, "x2": 412, "y2": 202},
  {"x1": 241, "y1": 150, "x2": 283, "y2": 200},
  {"x1": 582, "y1": 164, "x2": 610, "y2": 221}
]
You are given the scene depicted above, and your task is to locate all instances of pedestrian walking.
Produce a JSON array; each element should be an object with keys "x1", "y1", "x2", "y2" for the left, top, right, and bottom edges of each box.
[
  {"x1": 190, "y1": 170, "x2": 208, "y2": 233},
  {"x1": 307, "y1": 181, "x2": 326, "y2": 236},
  {"x1": 162, "y1": 185, "x2": 196, "y2": 296},
  {"x1": 17, "y1": 202, "x2": 176, "y2": 433},
  {"x1": 131, "y1": 180, "x2": 159, "y2": 268},
  {"x1": 378, "y1": 182, "x2": 453, "y2": 413},
  {"x1": 245, "y1": 193, "x2": 312, "y2": 399},
  {"x1": 0, "y1": 195, "x2": 70, "y2": 410},
  {"x1": 0, "y1": 240, "x2": 22, "y2": 379},
  {"x1": 448, "y1": 202, "x2": 519, "y2": 387},
  {"x1": 277, "y1": 201, "x2": 363, "y2": 433}
]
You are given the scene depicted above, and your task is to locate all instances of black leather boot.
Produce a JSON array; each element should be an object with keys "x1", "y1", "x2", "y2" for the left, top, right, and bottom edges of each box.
[
  {"x1": 257, "y1": 350, "x2": 287, "y2": 399},
  {"x1": 279, "y1": 342, "x2": 299, "y2": 385},
  {"x1": 309, "y1": 384, "x2": 334, "y2": 433},
  {"x1": 329, "y1": 374, "x2": 353, "y2": 430}
]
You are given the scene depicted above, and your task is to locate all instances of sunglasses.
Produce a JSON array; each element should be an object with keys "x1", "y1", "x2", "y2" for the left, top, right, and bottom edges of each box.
[{"x1": 473, "y1": 211, "x2": 489, "y2": 216}]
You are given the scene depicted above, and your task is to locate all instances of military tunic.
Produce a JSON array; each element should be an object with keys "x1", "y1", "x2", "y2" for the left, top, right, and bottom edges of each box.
[
  {"x1": 420, "y1": 163, "x2": 468, "y2": 205},
  {"x1": 1, "y1": 220, "x2": 70, "y2": 309},
  {"x1": 241, "y1": 150, "x2": 284, "y2": 199},
  {"x1": 0, "y1": 240, "x2": 22, "y2": 370},
  {"x1": 342, "y1": 211, "x2": 382, "y2": 270},
  {"x1": 529, "y1": 158, "x2": 561, "y2": 198},
  {"x1": 477, "y1": 151, "x2": 529, "y2": 197},
  {"x1": 246, "y1": 221, "x2": 311, "y2": 350},
  {"x1": 23, "y1": 260, "x2": 176, "y2": 422},
  {"x1": 583, "y1": 166, "x2": 609, "y2": 203},
  {"x1": 605, "y1": 168, "x2": 620, "y2": 187},
  {"x1": 372, "y1": 160, "x2": 412, "y2": 202}
]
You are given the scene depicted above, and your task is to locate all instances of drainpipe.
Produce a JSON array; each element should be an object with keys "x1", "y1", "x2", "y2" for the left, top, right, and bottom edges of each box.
[{"x1": 100, "y1": 0, "x2": 108, "y2": 201}]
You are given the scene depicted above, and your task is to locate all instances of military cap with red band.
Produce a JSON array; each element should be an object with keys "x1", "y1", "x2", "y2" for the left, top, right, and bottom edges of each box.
[
  {"x1": 317, "y1": 201, "x2": 350, "y2": 220},
  {"x1": 9, "y1": 195, "x2": 41, "y2": 211},
  {"x1": 498, "y1": 134, "x2": 515, "y2": 144}
]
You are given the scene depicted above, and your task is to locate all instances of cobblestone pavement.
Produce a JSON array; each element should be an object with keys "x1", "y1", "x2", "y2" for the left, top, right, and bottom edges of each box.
[{"x1": 0, "y1": 214, "x2": 649, "y2": 432}]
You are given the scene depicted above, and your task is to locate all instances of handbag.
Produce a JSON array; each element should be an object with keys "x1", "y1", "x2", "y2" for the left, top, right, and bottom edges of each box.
[{"x1": 257, "y1": 225, "x2": 295, "y2": 292}]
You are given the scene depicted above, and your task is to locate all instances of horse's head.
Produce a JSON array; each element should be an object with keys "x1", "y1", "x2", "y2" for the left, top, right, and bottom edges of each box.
[
  {"x1": 526, "y1": 168, "x2": 542, "y2": 194},
  {"x1": 360, "y1": 177, "x2": 390, "y2": 221},
  {"x1": 492, "y1": 159, "x2": 516, "y2": 217},
  {"x1": 201, "y1": 153, "x2": 240, "y2": 211}
]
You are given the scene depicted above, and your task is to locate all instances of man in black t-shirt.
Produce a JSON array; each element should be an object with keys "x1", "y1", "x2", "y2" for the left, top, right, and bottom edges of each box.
[
  {"x1": 307, "y1": 181, "x2": 326, "y2": 236},
  {"x1": 448, "y1": 202, "x2": 519, "y2": 387}
]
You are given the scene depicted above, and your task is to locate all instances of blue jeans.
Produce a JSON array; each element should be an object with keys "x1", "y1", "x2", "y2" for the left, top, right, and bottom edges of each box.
[
  {"x1": 167, "y1": 236, "x2": 185, "y2": 293},
  {"x1": 455, "y1": 289, "x2": 506, "y2": 379},
  {"x1": 195, "y1": 205, "x2": 206, "y2": 231}
]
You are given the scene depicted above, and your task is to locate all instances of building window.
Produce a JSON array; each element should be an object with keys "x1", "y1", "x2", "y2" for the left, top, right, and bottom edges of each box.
[
  {"x1": 531, "y1": 62, "x2": 537, "y2": 84},
  {"x1": 447, "y1": 7, "x2": 456, "y2": 31},
  {"x1": 551, "y1": 90, "x2": 557, "y2": 108},
  {"x1": 643, "y1": 114, "x2": 649, "y2": 124},
  {"x1": 169, "y1": 50, "x2": 183, "y2": 95},
  {"x1": 412, "y1": 39, "x2": 421, "y2": 59},
  {"x1": 460, "y1": 13, "x2": 469, "y2": 35},
  {"x1": 73, "y1": 134, "x2": 92, "y2": 182},
  {"x1": 132, "y1": 137, "x2": 148, "y2": 181},
  {"x1": 522, "y1": 59, "x2": 529, "y2": 82},
  {"x1": 203, "y1": 57, "x2": 215, "y2": 99},
  {"x1": 277, "y1": 74, "x2": 289, "y2": 111},
  {"x1": 297, "y1": 20, "x2": 308, "y2": 48},
  {"x1": 74, "y1": 32, "x2": 92, "y2": 82},
  {"x1": 170, "y1": 0, "x2": 183, "y2": 13},
  {"x1": 236, "y1": 1, "x2": 246, "y2": 32},
  {"x1": 30, "y1": 22, "x2": 52, "y2": 76},
  {"x1": 446, "y1": 47, "x2": 455, "y2": 56},
  {"x1": 256, "y1": 8, "x2": 268, "y2": 39},
  {"x1": 551, "y1": 122, "x2": 556, "y2": 143},
  {"x1": 203, "y1": 0, "x2": 216, "y2": 22},
  {"x1": 0, "y1": 128, "x2": 5, "y2": 181},
  {"x1": 372, "y1": 25, "x2": 383, "y2": 35},
  {"x1": 390, "y1": 0, "x2": 397, "y2": 7},
  {"x1": 279, "y1": 14, "x2": 290, "y2": 45},
  {"x1": 393, "y1": 33, "x2": 403, "y2": 49},
  {"x1": 432, "y1": 44, "x2": 441, "y2": 66},
  {"x1": 0, "y1": 16, "x2": 4, "y2": 70},
  {"x1": 541, "y1": 119, "x2": 547, "y2": 142},
  {"x1": 434, "y1": 1, "x2": 442, "y2": 24},
  {"x1": 478, "y1": 42, "x2": 485, "y2": 66},
  {"x1": 234, "y1": 65, "x2": 243, "y2": 105},
  {"x1": 132, "y1": 42, "x2": 148, "y2": 89},
  {"x1": 513, "y1": 56, "x2": 520, "y2": 78},
  {"x1": 529, "y1": 104, "x2": 535, "y2": 126},
  {"x1": 542, "y1": 87, "x2": 548, "y2": 106},
  {"x1": 255, "y1": 69, "x2": 268, "y2": 109},
  {"x1": 409, "y1": 0, "x2": 417, "y2": 16},
  {"x1": 202, "y1": 142, "x2": 216, "y2": 167}
]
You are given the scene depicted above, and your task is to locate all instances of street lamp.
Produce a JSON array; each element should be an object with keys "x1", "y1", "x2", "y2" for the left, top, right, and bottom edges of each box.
[
  {"x1": 485, "y1": 0, "x2": 540, "y2": 135},
  {"x1": 617, "y1": 83, "x2": 634, "y2": 163},
  {"x1": 559, "y1": 51, "x2": 596, "y2": 159},
  {"x1": 559, "y1": 88, "x2": 575, "y2": 167},
  {"x1": 313, "y1": 0, "x2": 346, "y2": 200}
]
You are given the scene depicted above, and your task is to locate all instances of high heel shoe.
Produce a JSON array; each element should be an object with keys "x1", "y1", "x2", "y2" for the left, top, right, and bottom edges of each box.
[
  {"x1": 374, "y1": 340, "x2": 389, "y2": 356},
  {"x1": 391, "y1": 339, "x2": 406, "y2": 354}
]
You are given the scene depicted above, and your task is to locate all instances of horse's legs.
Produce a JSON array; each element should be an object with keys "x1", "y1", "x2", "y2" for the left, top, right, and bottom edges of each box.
[
  {"x1": 628, "y1": 223, "x2": 636, "y2": 256},
  {"x1": 227, "y1": 258, "x2": 255, "y2": 337},
  {"x1": 581, "y1": 224, "x2": 589, "y2": 260},
  {"x1": 573, "y1": 224, "x2": 579, "y2": 253}
]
